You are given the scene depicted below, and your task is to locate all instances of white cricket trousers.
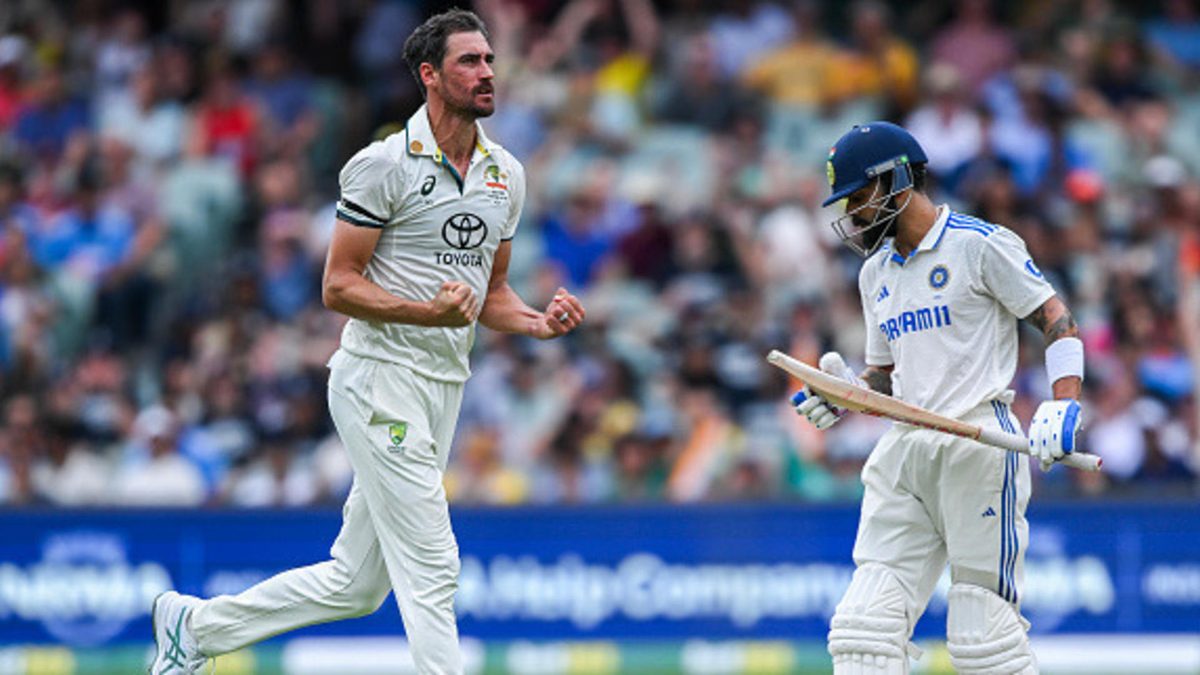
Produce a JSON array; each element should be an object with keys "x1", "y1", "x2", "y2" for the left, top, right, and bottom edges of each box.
[
  {"x1": 852, "y1": 399, "x2": 1032, "y2": 621},
  {"x1": 189, "y1": 349, "x2": 466, "y2": 674}
]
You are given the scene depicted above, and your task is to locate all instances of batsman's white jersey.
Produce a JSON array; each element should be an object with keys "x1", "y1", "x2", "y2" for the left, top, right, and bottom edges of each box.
[
  {"x1": 831, "y1": 207, "x2": 1055, "y2": 674},
  {"x1": 336, "y1": 104, "x2": 526, "y2": 383},
  {"x1": 859, "y1": 207, "x2": 1055, "y2": 418}
]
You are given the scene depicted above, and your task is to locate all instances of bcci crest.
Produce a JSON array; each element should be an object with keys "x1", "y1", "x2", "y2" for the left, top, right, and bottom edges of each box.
[
  {"x1": 929, "y1": 265, "x2": 950, "y2": 289},
  {"x1": 389, "y1": 422, "x2": 408, "y2": 450}
]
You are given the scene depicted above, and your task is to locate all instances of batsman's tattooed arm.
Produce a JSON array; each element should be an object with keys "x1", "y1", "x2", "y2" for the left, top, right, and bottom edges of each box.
[
  {"x1": 1025, "y1": 295, "x2": 1083, "y2": 399},
  {"x1": 862, "y1": 365, "x2": 894, "y2": 397},
  {"x1": 1024, "y1": 296, "x2": 1078, "y2": 346}
]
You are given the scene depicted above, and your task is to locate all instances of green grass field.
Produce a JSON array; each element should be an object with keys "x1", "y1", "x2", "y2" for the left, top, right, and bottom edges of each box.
[{"x1": 4, "y1": 636, "x2": 1199, "y2": 675}]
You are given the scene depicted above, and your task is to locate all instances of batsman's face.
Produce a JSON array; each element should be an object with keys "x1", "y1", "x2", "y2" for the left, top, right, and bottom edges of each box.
[
  {"x1": 430, "y1": 31, "x2": 496, "y2": 118},
  {"x1": 845, "y1": 180, "x2": 884, "y2": 230},
  {"x1": 832, "y1": 178, "x2": 899, "y2": 257}
]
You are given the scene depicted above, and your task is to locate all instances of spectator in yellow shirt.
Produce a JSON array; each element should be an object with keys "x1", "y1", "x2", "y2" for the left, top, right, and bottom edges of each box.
[
  {"x1": 827, "y1": 0, "x2": 920, "y2": 116},
  {"x1": 741, "y1": 0, "x2": 841, "y2": 108}
]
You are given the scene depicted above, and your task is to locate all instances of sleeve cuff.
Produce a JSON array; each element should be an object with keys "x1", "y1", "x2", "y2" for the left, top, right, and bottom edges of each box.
[
  {"x1": 337, "y1": 205, "x2": 385, "y2": 228},
  {"x1": 337, "y1": 198, "x2": 387, "y2": 227}
]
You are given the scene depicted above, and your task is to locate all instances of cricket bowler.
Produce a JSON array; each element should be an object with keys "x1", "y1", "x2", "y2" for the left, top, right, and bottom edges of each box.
[
  {"x1": 792, "y1": 122, "x2": 1084, "y2": 674},
  {"x1": 149, "y1": 9, "x2": 585, "y2": 674}
]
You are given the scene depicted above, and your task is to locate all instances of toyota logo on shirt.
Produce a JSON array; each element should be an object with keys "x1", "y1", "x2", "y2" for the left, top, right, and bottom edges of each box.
[{"x1": 442, "y1": 213, "x2": 489, "y2": 250}]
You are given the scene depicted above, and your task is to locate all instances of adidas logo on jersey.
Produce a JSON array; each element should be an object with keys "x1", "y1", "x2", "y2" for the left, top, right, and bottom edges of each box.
[
  {"x1": 876, "y1": 285, "x2": 890, "y2": 303},
  {"x1": 982, "y1": 506, "x2": 996, "y2": 518}
]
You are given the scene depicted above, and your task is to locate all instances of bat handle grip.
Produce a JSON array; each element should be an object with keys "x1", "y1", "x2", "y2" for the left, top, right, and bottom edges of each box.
[
  {"x1": 1061, "y1": 451, "x2": 1104, "y2": 472},
  {"x1": 977, "y1": 428, "x2": 1103, "y2": 472}
]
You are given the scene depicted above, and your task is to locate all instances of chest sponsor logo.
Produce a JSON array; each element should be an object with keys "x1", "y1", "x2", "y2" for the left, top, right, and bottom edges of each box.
[
  {"x1": 442, "y1": 213, "x2": 489, "y2": 250},
  {"x1": 879, "y1": 304, "x2": 952, "y2": 343},
  {"x1": 435, "y1": 251, "x2": 485, "y2": 266}
]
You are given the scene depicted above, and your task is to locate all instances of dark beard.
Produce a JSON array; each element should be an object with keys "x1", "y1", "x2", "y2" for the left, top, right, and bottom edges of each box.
[
  {"x1": 444, "y1": 86, "x2": 495, "y2": 119},
  {"x1": 856, "y1": 192, "x2": 904, "y2": 254},
  {"x1": 860, "y1": 217, "x2": 896, "y2": 254},
  {"x1": 463, "y1": 98, "x2": 494, "y2": 117}
]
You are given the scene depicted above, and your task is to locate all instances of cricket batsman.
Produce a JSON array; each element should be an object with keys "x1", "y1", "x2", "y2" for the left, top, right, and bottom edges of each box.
[
  {"x1": 792, "y1": 122, "x2": 1084, "y2": 674},
  {"x1": 150, "y1": 10, "x2": 584, "y2": 674}
]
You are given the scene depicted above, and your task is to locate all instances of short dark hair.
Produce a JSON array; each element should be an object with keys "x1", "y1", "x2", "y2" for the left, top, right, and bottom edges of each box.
[
  {"x1": 911, "y1": 163, "x2": 927, "y2": 192},
  {"x1": 870, "y1": 162, "x2": 927, "y2": 197},
  {"x1": 402, "y1": 9, "x2": 489, "y2": 97}
]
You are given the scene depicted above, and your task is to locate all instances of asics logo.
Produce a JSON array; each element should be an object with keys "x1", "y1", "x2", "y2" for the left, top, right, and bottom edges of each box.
[{"x1": 158, "y1": 608, "x2": 189, "y2": 674}]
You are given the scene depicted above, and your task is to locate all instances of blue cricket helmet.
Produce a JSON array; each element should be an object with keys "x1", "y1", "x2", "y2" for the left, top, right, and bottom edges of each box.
[{"x1": 822, "y1": 121, "x2": 928, "y2": 207}]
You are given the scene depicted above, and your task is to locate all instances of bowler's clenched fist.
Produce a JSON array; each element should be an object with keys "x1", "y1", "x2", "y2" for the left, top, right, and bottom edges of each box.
[{"x1": 538, "y1": 287, "x2": 585, "y2": 339}]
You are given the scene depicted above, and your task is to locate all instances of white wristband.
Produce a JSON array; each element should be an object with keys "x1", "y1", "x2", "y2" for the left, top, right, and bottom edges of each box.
[{"x1": 1045, "y1": 337, "x2": 1085, "y2": 386}]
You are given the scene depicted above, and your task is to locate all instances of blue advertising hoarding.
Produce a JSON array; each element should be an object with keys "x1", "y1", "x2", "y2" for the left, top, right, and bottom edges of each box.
[{"x1": 0, "y1": 502, "x2": 1197, "y2": 647}]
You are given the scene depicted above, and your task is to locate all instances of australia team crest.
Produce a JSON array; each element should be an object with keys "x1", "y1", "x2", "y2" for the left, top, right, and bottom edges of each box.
[
  {"x1": 484, "y1": 164, "x2": 509, "y2": 205},
  {"x1": 388, "y1": 422, "x2": 408, "y2": 451}
]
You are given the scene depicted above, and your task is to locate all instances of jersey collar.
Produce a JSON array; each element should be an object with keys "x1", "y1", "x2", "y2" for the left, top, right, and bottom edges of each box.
[
  {"x1": 888, "y1": 204, "x2": 951, "y2": 266},
  {"x1": 404, "y1": 104, "x2": 500, "y2": 163}
]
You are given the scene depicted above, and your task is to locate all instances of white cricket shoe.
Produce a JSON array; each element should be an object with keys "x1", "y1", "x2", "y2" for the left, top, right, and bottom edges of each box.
[{"x1": 149, "y1": 591, "x2": 207, "y2": 674}]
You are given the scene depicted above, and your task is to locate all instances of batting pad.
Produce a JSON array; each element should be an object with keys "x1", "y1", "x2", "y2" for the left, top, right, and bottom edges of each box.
[
  {"x1": 946, "y1": 583, "x2": 1037, "y2": 675},
  {"x1": 828, "y1": 563, "x2": 918, "y2": 674}
]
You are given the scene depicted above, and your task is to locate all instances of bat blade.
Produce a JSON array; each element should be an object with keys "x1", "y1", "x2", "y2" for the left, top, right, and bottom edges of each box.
[{"x1": 767, "y1": 350, "x2": 1102, "y2": 472}]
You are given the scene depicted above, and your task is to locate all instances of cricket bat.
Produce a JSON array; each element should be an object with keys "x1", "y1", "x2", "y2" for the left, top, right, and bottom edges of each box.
[{"x1": 767, "y1": 350, "x2": 1103, "y2": 472}]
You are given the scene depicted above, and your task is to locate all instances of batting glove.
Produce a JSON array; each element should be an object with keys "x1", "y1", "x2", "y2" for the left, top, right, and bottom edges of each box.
[
  {"x1": 1028, "y1": 399, "x2": 1083, "y2": 472},
  {"x1": 790, "y1": 352, "x2": 862, "y2": 431},
  {"x1": 792, "y1": 387, "x2": 844, "y2": 430}
]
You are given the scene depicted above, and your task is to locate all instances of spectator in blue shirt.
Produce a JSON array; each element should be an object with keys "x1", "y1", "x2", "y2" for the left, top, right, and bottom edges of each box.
[
  {"x1": 246, "y1": 42, "x2": 318, "y2": 154},
  {"x1": 541, "y1": 177, "x2": 638, "y2": 288},
  {"x1": 1145, "y1": 0, "x2": 1200, "y2": 68},
  {"x1": 27, "y1": 165, "x2": 134, "y2": 282},
  {"x1": 13, "y1": 65, "x2": 90, "y2": 163}
]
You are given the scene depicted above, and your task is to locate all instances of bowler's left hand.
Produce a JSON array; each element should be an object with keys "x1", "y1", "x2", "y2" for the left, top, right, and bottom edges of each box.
[{"x1": 538, "y1": 287, "x2": 585, "y2": 339}]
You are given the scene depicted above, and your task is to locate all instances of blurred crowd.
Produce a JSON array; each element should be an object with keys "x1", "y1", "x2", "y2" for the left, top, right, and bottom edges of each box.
[{"x1": 0, "y1": 0, "x2": 1197, "y2": 508}]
